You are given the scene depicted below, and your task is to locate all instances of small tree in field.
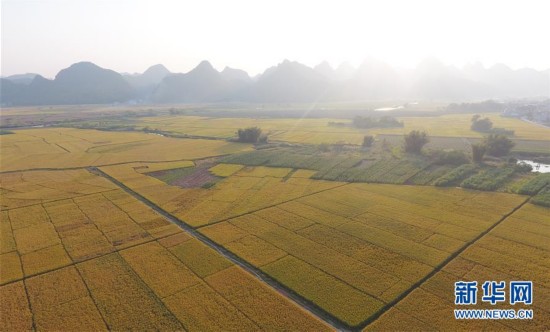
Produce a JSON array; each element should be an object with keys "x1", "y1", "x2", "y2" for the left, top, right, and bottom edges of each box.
[
  {"x1": 471, "y1": 114, "x2": 493, "y2": 132},
  {"x1": 403, "y1": 130, "x2": 429, "y2": 154},
  {"x1": 237, "y1": 127, "x2": 263, "y2": 143},
  {"x1": 471, "y1": 143, "x2": 486, "y2": 163},
  {"x1": 362, "y1": 135, "x2": 374, "y2": 147},
  {"x1": 484, "y1": 134, "x2": 515, "y2": 157}
]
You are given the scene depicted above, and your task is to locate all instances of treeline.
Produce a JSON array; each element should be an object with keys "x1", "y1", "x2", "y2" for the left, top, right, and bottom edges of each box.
[
  {"x1": 352, "y1": 116, "x2": 403, "y2": 129},
  {"x1": 236, "y1": 127, "x2": 267, "y2": 143},
  {"x1": 446, "y1": 100, "x2": 504, "y2": 113},
  {"x1": 470, "y1": 114, "x2": 514, "y2": 136},
  {"x1": 328, "y1": 116, "x2": 404, "y2": 129}
]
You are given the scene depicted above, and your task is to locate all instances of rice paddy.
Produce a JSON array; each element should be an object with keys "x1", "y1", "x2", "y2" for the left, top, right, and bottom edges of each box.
[
  {"x1": 366, "y1": 203, "x2": 550, "y2": 330},
  {"x1": 133, "y1": 113, "x2": 550, "y2": 143},
  {"x1": 0, "y1": 127, "x2": 250, "y2": 172},
  {"x1": 0, "y1": 169, "x2": 331, "y2": 331},
  {"x1": 98, "y1": 159, "x2": 545, "y2": 327},
  {"x1": 1, "y1": 113, "x2": 548, "y2": 330}
]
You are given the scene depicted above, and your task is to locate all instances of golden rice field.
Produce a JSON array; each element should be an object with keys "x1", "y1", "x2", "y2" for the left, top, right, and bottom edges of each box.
[
  {"x1": 0, "y1": 169, "x2": 331, "y2": 331},
  {"x1": 0, "y1": 127, "x2": 250, "y2": 172},
  {"x1": 100, "y1": 163, "x2": 343, "y2": 227},
  {"x1": 198, "y1": 183, "x2": 528, "y2": 326},
  {"x1": 135, "y1": 113, "x2": 550, "y2": 144},
  {"x1": 366, "y1": 203, "x2": 550, "y2": 331},
  {"x1": 99, "y1": 160, "x2": 549, "y2": 328},
  {"x1": 208, "y1": 163, "x2": 245, "y2": 177},
  {"x1": 0, "y1": 169, "x2": 118, "y2": 209},
  {"x1": 1, "y1": 123, "x2": 549, "y2": 330}
]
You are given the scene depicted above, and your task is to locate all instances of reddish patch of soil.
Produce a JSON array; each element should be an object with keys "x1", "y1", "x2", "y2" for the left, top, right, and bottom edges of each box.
[{"x1": 171, "y1": 167, "x2": 220, "y2": 188}]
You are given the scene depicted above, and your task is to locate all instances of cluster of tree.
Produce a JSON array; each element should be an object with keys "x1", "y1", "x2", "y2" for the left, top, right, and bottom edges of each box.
[
  {"x1": 471, "y1": 134, "x2": 515, "y2": 163},
  {"x1": 489, "y1": 127, "x2": 515, "y2": 136},
  {"x1": 352, "y1": 116, "x2": 403, "y2": 129},
  {"x1": 403, "y1": 130, "x2": 429, "y2": 154},
  {"x1": 470, "y1": 114, "x2": 515, "y2": 135},
  {"x1": 514, "y1": 160, "x2": 533, "y2": 173},
  {"x1": 327, "y1": 121, "x2": 348, "y2": 127},
  {"x1": 362, "y1": 135, "x2": 374, "y2": 147},
  {"x1": 168, "y1": 108, "x2": 186, "y2": 115},
  {"x1": 399, "y1": 129, "x2": 515, "y2": 163},
  {"x1": 446, "y1": 100, "x2": 504, "y2": 114},
  {"x1": 142, "y1": 126, "x2": 163, "y2": 134},
  {"x1": 236, "y1": 127, "x2": 267, "y2": 143},
  {"x1": 471, "y1": 114, "x2": 493, "y2": 132},
  {"x1": 471, "y1": 143, "x2": 486, "y2": 163},
  {"x1": 484, "y1": 134, "x2": 515, "y2": 156},
  {"x1": 432, "y1": 150, "x2": 469, "y2": 165}
]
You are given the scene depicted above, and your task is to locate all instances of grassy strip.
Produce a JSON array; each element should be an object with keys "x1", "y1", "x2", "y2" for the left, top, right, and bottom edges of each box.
[
  {"x1": 461, "y1": 167, "x2": 516, "y2": 191},
  {"x1": 433, "y1": 164, "x2": 478, "y2": 186},
  {"x1": 531, "y1": 186, "x2": 550, "y2": 207},
  {"x1": 518, "y1": 173, "x2": 550, "y2": 195}
]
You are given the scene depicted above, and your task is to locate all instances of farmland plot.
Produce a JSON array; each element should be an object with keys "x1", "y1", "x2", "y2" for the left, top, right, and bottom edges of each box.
[
  {"x1": 101, "y1": 161, "x2": 529, "y2": 327},
  {"x1": 0, "y1": 169, "x2": 117, "y2": 209},
  {"x1": 0, "y1": 170, "x2": 181, "y2": 282},
  {"x1": 101, "y1": 163, "x2": 343, "y2": 227},
  {"x1": 0, "y1": 169, "x2": 331, "y2": 331},
  {"x1": 195, "y1": 182, "x2": 527, "y2": 326},
  {"x1": 133, "y1": 114, "x2": 550, "y2": 144},
  {"x1": 366, "y1": 203, "x2": 550, "y2": 331},
  {"x1": 1, "y1": 121, "x2": 547, "y2": 330},
  {"x1": 0, "y1": 127, "x2": 250, "y2": 172}
]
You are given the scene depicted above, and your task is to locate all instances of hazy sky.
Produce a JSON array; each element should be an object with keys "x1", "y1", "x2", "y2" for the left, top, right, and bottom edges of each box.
[{"x1": 2, "y1": 0, "x2": 550, "y2": 77}]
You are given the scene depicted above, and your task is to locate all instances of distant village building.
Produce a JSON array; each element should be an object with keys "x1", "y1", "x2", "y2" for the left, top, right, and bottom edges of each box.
[{"x1": 502, "y1": 100, "x2": 550, "y2": 125}]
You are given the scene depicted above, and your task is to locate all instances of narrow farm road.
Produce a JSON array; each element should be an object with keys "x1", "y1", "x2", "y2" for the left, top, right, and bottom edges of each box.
[{"x1": 89, "y1": 167, "x2": 351, "y2": 332}]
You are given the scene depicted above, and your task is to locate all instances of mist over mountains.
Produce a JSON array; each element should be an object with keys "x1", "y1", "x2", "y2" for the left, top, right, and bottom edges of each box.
[
  {"x1": 1, "y1": 58, "x2": 549, "y2": 106},
  {"x1": 1, "y1": 62, "x2": 135, "y2": 105}
]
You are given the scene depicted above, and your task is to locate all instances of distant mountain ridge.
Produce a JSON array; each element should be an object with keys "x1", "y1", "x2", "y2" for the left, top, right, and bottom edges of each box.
[
  {"x1": 123, "y1": 64, "x2": 171, "y2": 88},
  {"x1": 2, "y1": 59, "x2": 549, "y2": 106},
  {"x1": 152, "y1": 61, "x2": 236, "y2": 102},
  {"x1": 243, "y1": 60, "x2": 331, "y2": 102},
  {"x1": 3, "y1": 73, "x2": 38, "y2": 85},
  {"x1": 123, "y1": 64, "x2": 171, "y2": 100},
  {"x1": 2, "y1": 62, "x2": 135, "y2": 105}
]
